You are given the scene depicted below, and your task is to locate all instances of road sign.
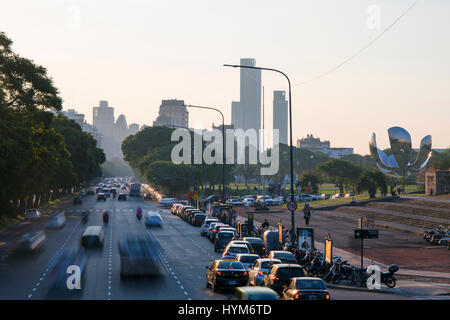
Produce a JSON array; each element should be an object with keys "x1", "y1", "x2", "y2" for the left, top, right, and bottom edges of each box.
[
  {"x1": 287, "y1": 201, "x2": 297, "y2": 212},
  {"x1": 193, "y1": 193, "x2": 198, "y2": 201},
  {"x1": 354, "y1": 229, "x2": 379, "y2": 239}
]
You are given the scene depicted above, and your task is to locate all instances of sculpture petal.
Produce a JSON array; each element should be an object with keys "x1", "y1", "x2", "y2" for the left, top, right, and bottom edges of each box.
[
  {"x1": 410, "y1": 135, "x2": 432, "y2": 169},
  {"x1": 388, "y1": 126, "x2": 412, "y2": 171}
]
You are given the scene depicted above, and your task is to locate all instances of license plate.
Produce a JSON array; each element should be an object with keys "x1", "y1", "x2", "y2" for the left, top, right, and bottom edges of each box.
[
  {"x1": 228, "y1": 281, "x2": 237, "y2": 285},
  {"x1": 308, "y1": 296, "x2": 318, "y2": 300}
]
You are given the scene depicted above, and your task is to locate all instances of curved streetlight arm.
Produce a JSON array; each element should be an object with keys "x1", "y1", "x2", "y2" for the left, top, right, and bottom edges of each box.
[
  {"x1": 185, "y1": 104, "x2": 226, "y2": 198},
  {"x1": 223, "y1": 63, "x2": 296, "y2": 241}
]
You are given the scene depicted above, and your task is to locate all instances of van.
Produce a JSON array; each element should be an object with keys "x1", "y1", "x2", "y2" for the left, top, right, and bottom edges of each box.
[{"x1": 81, "y1": 226, "x2": 104, "y2": 248}]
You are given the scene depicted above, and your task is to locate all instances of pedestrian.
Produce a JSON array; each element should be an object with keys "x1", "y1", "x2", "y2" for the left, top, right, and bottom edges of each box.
[{"x1": 303, "y1": 204, "x2": 311, "y2": 225}]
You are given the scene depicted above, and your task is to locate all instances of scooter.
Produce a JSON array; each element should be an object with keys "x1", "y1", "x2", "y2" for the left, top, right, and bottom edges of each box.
[
  {"x1": 381, "y1": 264, "x2": 399, "y2": 288},
  {"x1": 136, "y1": 211, "x2": 142, "y2": 221},
  {"x1": 103, "y1": 212, "x2": 109, "y2": 225}
]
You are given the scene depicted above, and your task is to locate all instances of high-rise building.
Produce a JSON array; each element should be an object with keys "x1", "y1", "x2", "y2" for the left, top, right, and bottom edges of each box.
[
  {"x1": 62, "y1": 109, "x2": 101, "y2": 146},
  {"x1": 153, "y1": 99, "x2": 189, "y2": 128},
  {"x1": 93, "y1": 100, "x2": 115, "y2": 159},
  {"x1": 231, "y1": 58, "x2": 261, "y2": 146},
  {"x1": 273, "y1": 91, "x2": 288, "y2": 145},
  {"x1": 129, "y1": 123, "x2": 140, "y2": 135}
]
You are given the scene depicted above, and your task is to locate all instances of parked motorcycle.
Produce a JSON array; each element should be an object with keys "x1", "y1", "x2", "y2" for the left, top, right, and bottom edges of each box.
[{"x1": 381, "y1": 264, "x2": 399, "y2": 288}]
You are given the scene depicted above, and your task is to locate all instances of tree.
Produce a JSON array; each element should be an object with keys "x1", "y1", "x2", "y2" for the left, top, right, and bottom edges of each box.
[
  {"x1": 357, "y1": 170, "x2": 388, "y2": 198},
  {"x1": 235, "y1": 164, "x2": 258, "y2": 186},
  {"x1": 296, "y1": 173, "x2": 321, "y2": 194},
  {"x1": 432, "y1": 148, "x2": 450, "y2": 170},
  {"x1": 318, "y1": 159, "x2": 362, "y2": 194}
]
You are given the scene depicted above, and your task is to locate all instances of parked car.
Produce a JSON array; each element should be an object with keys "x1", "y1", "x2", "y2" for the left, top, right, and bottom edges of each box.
[
  {"x1": 117, "y1": 193, "x2": 127, "y2": 201},
  {"x1": 119, "y1": 233, "x2": 162, "y2": 277},
  {"x1": 230, "y1": 286, "x2": 280, "y2": 300},
  {"x1": 214, "y1": 231, "x2": 235, "y2": 252},
  {"x1": 243, "y1": 237, "x2": 266, "y2": 257},
  {"x1": 200, "y1": 218, "x2": 219, "y2": 236},
  {"x1": 263, "y1": 264, "x2": 306, "y2": 294},
  {"x1": 268, "y1": 251, "x2": 297, "y2": 264},
  {"x1": 274, "y1": 196, "x2": 285, "y2": 205},
  {"x1": 24, "y1": 208, "x2": 41, "y2": 220},
  {"x1": 226, "y1": 198, "x2": 245, "y2": 206},
  {"x1": 192, "y1": 213, "x2": 206, "y2": 226},
  {"x1": 229, "y1": 240, "x2": 254, "y2": 254},
  {"x1": 321, "y1": 194, "x2": 331, "y2": 200},
  {"x1": 257, "y1": 195, "x2": 275, "y2": 206},
  {"x1": 222, "y1": 244, "x2": 250, "y2": 259},
  {"x1": 235, "y1": 254, "x2": 260, "y2": 271},
  {"x1": 144, "y1": 211, "x2": 163, "y2": 228},
  {"x1": 248, "y1": 258, "x2": 282, "y2": 286},
  {"x1": 206, "y1": 260, "x2": 248, "y2": 292},
  {"x1": 331, "y1": 193, "x2": 344, "y2": 199},
  {"x1": 243, "y1": 198, "x2": 256, "y2": 207},
  {"x1": 281, "y1": 277, "x2": 330, "y2": 301}
]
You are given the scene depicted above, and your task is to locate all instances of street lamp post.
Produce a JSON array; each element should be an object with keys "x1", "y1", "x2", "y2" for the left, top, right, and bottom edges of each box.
[
  {"x1": 223, "y1": 63, "x2": 296, "y2": 241},
  {"x1": 185, "y1": 104, "x2": 226, "y2": 200}
]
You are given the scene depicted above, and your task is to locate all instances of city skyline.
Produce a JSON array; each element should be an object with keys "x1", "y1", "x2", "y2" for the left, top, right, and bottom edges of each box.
[{"x1": 2, "y1": 1, "x2": 448, "y2": 155}]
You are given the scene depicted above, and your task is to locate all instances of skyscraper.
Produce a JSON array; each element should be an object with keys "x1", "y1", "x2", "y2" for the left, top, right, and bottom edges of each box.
[
  {"x1": 153, "y1": 99, "x2": 189, "y2": 128},
  {"x1": 273, "y1": 90, "x2": 288, "y2": 145},
  {"x1": 93, "y1": 100, "x2": 115, "y2": 159},
  {"x1": 231, "y1": 58, "x2": 261, "y2": 146}
]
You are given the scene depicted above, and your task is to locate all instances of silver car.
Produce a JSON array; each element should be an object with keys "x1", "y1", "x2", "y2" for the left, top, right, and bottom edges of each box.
[{"x1": 248, "y1": 258, "x2": 282, "y2": 286}]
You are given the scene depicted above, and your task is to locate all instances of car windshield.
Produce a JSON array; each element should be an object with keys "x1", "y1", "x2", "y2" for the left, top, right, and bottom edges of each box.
[
  {"x1": 218, "y1": 232, "x2": 233, "y2": 238},
  {"x1": 273, "y1": 252, "x2": 294, "y2": 259},
  {"x1": 246, "y1": 238, "x2": 263, "y2": 245},
  {"x1": 261, "y1": 261, "x2": 280, "y2": 269},
  {"x1": 277, "y1": 268, "x2": 304, "y2": 278},
  {"x1": 229, "y1": 246, "x2": 248, "y2": 253},
  {"x1": 218, "y1": 261, "x2": 244, "y2": 269},
  {"x1": 238, "y1": 255, "x2": 258, "y2": 263},
  {"x1": 295, "y1": 279, "x2": 326, "y2": 290}
]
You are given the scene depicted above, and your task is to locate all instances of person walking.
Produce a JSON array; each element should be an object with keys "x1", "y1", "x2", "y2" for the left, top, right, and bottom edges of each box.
[{"x1": 303, "y1": 204, "x2": 311, "y2": 226}]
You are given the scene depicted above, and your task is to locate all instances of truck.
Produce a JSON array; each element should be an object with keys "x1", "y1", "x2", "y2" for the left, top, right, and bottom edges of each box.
[{"x1": 129, "y1": 183, "x2": 142, "y2": 197}]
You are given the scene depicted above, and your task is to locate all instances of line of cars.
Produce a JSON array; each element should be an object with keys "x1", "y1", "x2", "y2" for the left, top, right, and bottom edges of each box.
[{"x1": 170, "y1": 201, "x2": 331, "y2": 300}]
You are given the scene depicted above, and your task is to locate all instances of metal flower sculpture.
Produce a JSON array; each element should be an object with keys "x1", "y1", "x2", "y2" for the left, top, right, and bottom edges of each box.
[{"x1": 369, "y1": 126, "x2": 432, "y2": 177}]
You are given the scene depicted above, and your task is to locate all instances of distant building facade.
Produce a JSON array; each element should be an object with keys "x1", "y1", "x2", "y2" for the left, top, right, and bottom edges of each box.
[
  {"x1": 273, "y1": 91, "x2": 288, "y2": 145},
  {"x1": 62, "y1": 109, "x2": 101, "y2": 146},
  {"x1": 425, "y1": 169, "x2": 450, "y2": 196},
  {"x1": 297, "y1": 134, "x2": 353, "y2": 159},
  {"x1": 153, "y1": 99, "x2": 189, "y2": 128}
]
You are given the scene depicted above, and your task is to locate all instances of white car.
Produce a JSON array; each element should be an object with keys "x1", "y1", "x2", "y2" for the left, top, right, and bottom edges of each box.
[
  {"x1": 159, "y1": 198, "x2": 178, "y2": 207},
  {"x1": 248, "y1": 258, "x2": 282, "y2": 286},
  {"x1": 243, "y1": 198, "x2": 255, "y2": 207},
  {"x1": 222, "y1": 244, "x2": 250, "y2": 259},
  {"x1": 331, "y1": 193, "x2": 344, "y2": 199},
  {"x1": 144, "y1": 211, "x2": 163, "y2": 227},
  {"x1": 200, "y1": 218, "x2": 219, "y2": 236},
  {"x1": 46, "y1": 213, "x2": 66, "y2": 229},
  {"x1": 274, "y1": 196, "x2": 285, "y2": 205},
  {"x1": 24, "y1": 208, "x2": 41, "y2": 220},
  {"x1": 225, "y1": 198, "x2": 244, "y2": 206},
  {"x1": 235, "y1": 254, "x2": 260, "y2": 271}
]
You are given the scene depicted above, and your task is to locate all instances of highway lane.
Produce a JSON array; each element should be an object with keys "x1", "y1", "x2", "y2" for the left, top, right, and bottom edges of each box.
[{"x1": 0, "y1": 193, "x2": 414, "y2": 300}]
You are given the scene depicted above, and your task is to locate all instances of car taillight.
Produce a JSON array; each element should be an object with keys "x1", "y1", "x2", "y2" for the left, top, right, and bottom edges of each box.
[
  {"x1": 274, "y1": 277, "x2": 279, "y2": 282},
  {"x1": 326, "y1": 293, "x2": 330, "y2": 300},
  {"x1": 216, "y1": 271, "x2": 221, "y2": 276},
  {"x1": 243, "y1": 271, "x2": 247, "y2": 276},
  {"x1": 224, "y1": 252, "x2": 230, "y2": 256},
  {"x1": 258, "y1": 272, "x2": 263, "y2": 276},
  {"x1": 294, "y1": 293, "x2": 300, "y2": 299}
]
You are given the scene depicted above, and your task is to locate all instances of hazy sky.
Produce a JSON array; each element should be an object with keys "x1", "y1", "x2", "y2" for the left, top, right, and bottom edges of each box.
[{"x1": 1, "y1": 0, "x2": 449, "y2": 154}]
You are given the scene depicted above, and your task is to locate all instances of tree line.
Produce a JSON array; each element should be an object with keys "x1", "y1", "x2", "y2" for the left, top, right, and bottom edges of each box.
[{"x1": 0, "y1": 32, "x2": 105, "y2": 220}]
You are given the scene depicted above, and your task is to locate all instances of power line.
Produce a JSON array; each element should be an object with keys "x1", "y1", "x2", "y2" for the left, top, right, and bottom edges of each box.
[{"x1": 294, "y1": 0, "x2": 419, "y2": 86}]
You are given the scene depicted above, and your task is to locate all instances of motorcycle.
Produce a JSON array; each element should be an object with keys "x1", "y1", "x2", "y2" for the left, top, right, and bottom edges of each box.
[
  {"x1": 136, "y1": 211, "x2": 142, "y2": 221},
  {"x1": 103, "y1": 212, "x2": 109, "y2": 225},
  {"x1": 81, "y1": 211, "x2": 89, "y2": 225},
  {"x1": 381, "y1": 264, "x2": 399, "y2": 288}
]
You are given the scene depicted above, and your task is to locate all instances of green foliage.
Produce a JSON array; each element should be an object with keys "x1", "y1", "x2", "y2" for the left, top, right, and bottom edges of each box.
[
  {"x1": 296, "y1": 173, "x2": 321, "y2": 194},
  {"x1": 432, "y1": 148, "x2": 450, "y2": 170},
  {"x1": 357, "y1": 170, "x2": 388, "y2": 198},
  {"x1": 318, "y1": 159, "x2": 362, "y2": 193},
  {"x1": 0, "y1": 32, "x2": 105, "y2": 219}
]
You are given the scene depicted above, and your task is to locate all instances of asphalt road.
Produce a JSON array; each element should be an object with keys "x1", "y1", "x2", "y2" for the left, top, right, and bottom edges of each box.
[{"x1": 0, "y1": 194, "x2": 412, "y2": 300}]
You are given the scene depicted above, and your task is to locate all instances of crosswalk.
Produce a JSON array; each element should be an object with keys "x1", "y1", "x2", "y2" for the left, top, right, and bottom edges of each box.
[{"x1": 64, "y1": 208, "x2": 138, "y2": 215}]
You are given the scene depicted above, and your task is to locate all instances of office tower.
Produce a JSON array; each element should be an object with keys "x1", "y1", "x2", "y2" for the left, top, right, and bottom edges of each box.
[
  {"x1": 231, "y1": 58, "x2": 261, "y2": 147},
  {"x1": 153, "y1": 99, "x2": 189, "y2": 128},
  {"x1": 273, "y1": 91, "x2": 288, "y2": 145},
  {"x1": 93, "y1": 100, "x2": 115, "y2": 159},
  {"x1": 128, "y1": 123, "x2": 140, "y2": 135}
]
